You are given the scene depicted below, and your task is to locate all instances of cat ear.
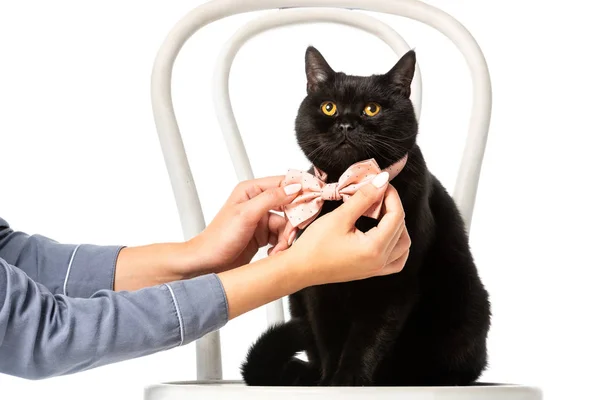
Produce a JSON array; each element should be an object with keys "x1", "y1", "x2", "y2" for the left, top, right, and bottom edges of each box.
[
  {"x1": 305, "y1": 46, "x2": 335, "y2": 93},
  {"x1": 386, "y1": 50, "x2": 416, "y2": 97}
]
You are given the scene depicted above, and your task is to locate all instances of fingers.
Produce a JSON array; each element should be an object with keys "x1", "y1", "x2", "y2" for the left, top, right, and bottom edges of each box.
[
  {"x1": 255, "y1": 213, "x2": 270, "y2": 248},
  {"x1": 259, "y1": 210, "x2": 295, "y2": 249},
  {"x1": 240, "y1": 183, "x2": 302, "y2": 225},
  {"x1": 229, "y1": 176, "x2": 287, "y2": 203},
  {"x1": 269, "y1": 222, "x2": 297, "y2": 255},
  {"x1": 381, "y1": 218, "x2": 404, "y2": 262},
  {"x1": 378, "y1": 249, "x2": 410, "y2": 276},
  {"x1": 385, "y1": 223, "x2": 411, "y2": 264},
  {"x1": 334, "y1": 171, "x2": 389, "y2": 229},
  {"x1": 379, "y1": 222, "x2": 411, "y2": 277},
  {"x1": 285, "y1": 222, "x2": 297, "y2": 244},
  {"x1": 268, "y1": 232, "x2": 278, "y2": 247},
  {"x1": 268, "y1": 213, "x2": 291, "y2": 244},
  {"x1": 366, "y1": 185, "x2": 405, "y2": 248},
  {"x1": 265, "y1": 215, "x2": 296, "y2": 255}
]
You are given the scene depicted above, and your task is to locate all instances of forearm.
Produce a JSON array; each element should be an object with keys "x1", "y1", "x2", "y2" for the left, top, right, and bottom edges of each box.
[
  {"x1": 113, "y1": 242, "x2": 194, "y2": 291},
  {"x1": 117, "y1": 241, "x2": 312, "y2": 320},
  {"x1": 1, "y1": 217, "x2": 121, "y2": 297},
  {"x1": 0, "y1": 258, "x2": 227, "y2": 380},
  {"x1": 218, "y1": 250, "x2": 308, "y2": 320},
  {"x1": 0, "y1": 217, "x2": 209, "y2": 294}
]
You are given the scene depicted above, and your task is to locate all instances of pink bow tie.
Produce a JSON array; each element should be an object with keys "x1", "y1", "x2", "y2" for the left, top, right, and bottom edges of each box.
[{"x1": 280, "y1": 156, "x2": 408, "y2": 229}]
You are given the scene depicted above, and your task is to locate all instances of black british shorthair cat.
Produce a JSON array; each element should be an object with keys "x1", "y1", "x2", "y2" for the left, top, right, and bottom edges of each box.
[{"x1": 241, "y1": 46, "x2": 491, "y2": 387}]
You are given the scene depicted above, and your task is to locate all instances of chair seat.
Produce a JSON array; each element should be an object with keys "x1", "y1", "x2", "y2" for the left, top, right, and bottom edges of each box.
[{"x1": 144, "y1": 380, "x2": 542, "y2": 399}]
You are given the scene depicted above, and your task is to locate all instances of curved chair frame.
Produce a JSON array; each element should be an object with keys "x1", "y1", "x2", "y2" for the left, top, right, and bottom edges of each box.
[
  {"x1": 213, "y1": 8, "x2": 424, "y2": 328},
  {"x1": 150, "y1": 0, "x2": 492, "y2": 381}
]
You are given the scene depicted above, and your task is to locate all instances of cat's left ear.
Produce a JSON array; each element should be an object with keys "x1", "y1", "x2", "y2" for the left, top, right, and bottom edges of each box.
[
  {"x1": 305, "y1": 46, "x2": 335, "y2": 93},
  {"x1": 385, "y1": 50, "x2": 416, "y2": 97}
]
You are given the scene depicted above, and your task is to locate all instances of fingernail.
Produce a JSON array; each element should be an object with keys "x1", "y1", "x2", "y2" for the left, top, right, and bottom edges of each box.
[
  {"x1": 284, "y1": 183, "x2": 302, "y2": 195},
  {"x1": 287, "y1": 230, "x2": 297, "y2": 246},
  {"x1": 372, "y1": 172, "x2": 389, "y2": 188}
]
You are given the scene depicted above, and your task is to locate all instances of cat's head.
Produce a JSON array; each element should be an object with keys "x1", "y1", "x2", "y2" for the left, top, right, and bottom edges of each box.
[{"x1": 295, "y1": 46, "x2": 418, "y2": 180}]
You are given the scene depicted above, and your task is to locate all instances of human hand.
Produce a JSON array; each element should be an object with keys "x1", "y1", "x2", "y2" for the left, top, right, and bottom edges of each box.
[
  {"x1": 287, "y1": 172, "x2": 411, "y2": 286},
  {"x1": 214, "y1": 172, "x2": 409, "y2": 319},
  {"x1": 181, "y1": 176, "x2": 301, "y2": 276}
]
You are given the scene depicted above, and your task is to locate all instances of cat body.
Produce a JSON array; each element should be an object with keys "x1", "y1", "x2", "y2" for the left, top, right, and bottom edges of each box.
[{"x1": 241, "y1": 47, "x2": 491, "y2": 387}]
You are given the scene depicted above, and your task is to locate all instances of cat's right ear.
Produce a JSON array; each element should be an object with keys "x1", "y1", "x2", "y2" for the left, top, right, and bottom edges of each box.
[
  {"x1": 305, "y1": 46, "x2": 335, "y2": 93},
  {"x1": 385, "y1": 50, "x2": 416, "y2": 97}
]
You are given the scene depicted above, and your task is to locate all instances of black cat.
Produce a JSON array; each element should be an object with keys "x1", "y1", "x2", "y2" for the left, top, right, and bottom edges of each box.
[{"x1": 241, "y1": 47, "x2": 491, "y2": 387}]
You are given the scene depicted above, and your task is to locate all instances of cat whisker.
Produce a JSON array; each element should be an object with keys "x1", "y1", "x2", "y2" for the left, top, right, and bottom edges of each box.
[
  {"x1": 361, "y1": 138, "x2": 404, "y2": 161},
  {"x1": 304, "y1": 144, "x2": 331, "y2": 164}
]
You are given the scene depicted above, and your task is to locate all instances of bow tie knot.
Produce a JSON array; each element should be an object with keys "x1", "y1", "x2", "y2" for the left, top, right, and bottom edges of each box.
[
  {"x1": 322, "y1": 182, "x2": 342, "y2": 201},
  {"x1": 279, "y1": 156, "x2": 408, "y2": 229}
]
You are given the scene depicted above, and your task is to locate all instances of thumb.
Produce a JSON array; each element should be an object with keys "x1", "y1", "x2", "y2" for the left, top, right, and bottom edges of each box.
[
  {"x1": 242, "y1": 183, "x2": 302, "y2": 223},
  {"x1": 335, "y1": 172, "x2": 389, "y2": 228}
]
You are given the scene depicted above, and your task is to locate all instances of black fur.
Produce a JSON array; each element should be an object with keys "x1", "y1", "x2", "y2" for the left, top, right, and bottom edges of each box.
[{"x1": 241, "y1": 47, "x2": 491, "y2": 387}]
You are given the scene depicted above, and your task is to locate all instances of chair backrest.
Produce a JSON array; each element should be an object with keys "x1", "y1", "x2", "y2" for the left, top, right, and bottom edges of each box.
[
  {"x1": 213, "y1": 7, "x2": 424, "y2": 329},
  {"x1": 150, "y1": 0, "x2": 492, "y2": 382}
]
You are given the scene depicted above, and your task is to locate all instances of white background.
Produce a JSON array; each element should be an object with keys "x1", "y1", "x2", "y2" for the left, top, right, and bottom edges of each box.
[{"x1": 1, "y1": 1, "x2": 598, "y2": 399}]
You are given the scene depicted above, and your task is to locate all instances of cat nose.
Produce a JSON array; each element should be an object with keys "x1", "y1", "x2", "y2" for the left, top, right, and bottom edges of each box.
[{"x1": 337, "y1": 122, "x2": 356, "y2": 133}]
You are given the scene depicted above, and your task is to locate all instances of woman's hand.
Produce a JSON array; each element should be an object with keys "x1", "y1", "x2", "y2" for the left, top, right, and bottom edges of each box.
[
  {"x1": 287, "y1": 171, "x2": 411, "y2": 286},
  {"x1": 114, "y1": 171, "x2": 409, "y2": 298},
  {"x1": 114, "y1": 176, "x2": 299, "y2": 291},
  {"x1": 217, "y1": 171, "x2": 411, "y2": 319},
  {"x1": 181, "y1": 176, "x2": 301, "y2": 276}
]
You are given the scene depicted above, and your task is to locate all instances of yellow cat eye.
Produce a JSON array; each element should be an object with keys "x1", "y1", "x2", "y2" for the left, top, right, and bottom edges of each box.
[
  {"x1": 321, "y1": 101, "x2": 337, "y2": 116},
  {"x1": 363, "y1": 102, "x2": 381, "y2": 117}
]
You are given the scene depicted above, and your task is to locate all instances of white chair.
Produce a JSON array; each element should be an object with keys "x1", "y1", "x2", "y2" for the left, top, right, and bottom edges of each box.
[{"x1": 144, "y1": 1, "x2": 542, "y2": 398}]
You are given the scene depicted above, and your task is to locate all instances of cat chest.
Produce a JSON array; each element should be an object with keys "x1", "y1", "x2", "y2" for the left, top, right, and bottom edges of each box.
[{"x1": 300, "y1": 280, "x2": 398, "y2": 320}]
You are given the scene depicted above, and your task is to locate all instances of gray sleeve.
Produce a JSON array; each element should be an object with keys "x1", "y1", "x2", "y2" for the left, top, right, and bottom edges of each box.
[
  {"x1": 0, "y1": 257, "x2": 229, "y2": 380},
  {"x1": 0, "y1": 217, "x2": 122, "y2": 297}
]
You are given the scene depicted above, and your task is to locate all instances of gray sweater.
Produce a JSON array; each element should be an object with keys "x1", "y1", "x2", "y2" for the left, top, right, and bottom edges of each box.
[{"x1": 0, "y1": 217, "x2": 228, "y2": 379}]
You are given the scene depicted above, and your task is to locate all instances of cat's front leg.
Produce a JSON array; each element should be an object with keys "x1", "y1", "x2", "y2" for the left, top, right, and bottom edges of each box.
[
  {"x1": 301, "y1": 285, "x2": 350, "y2": 386},
  {"x1": 328, "y1": 320, "x2": 398, "y2": 386},
  {"x1": 329, "y1": 300, "x2": 415, "y2": 386}
]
